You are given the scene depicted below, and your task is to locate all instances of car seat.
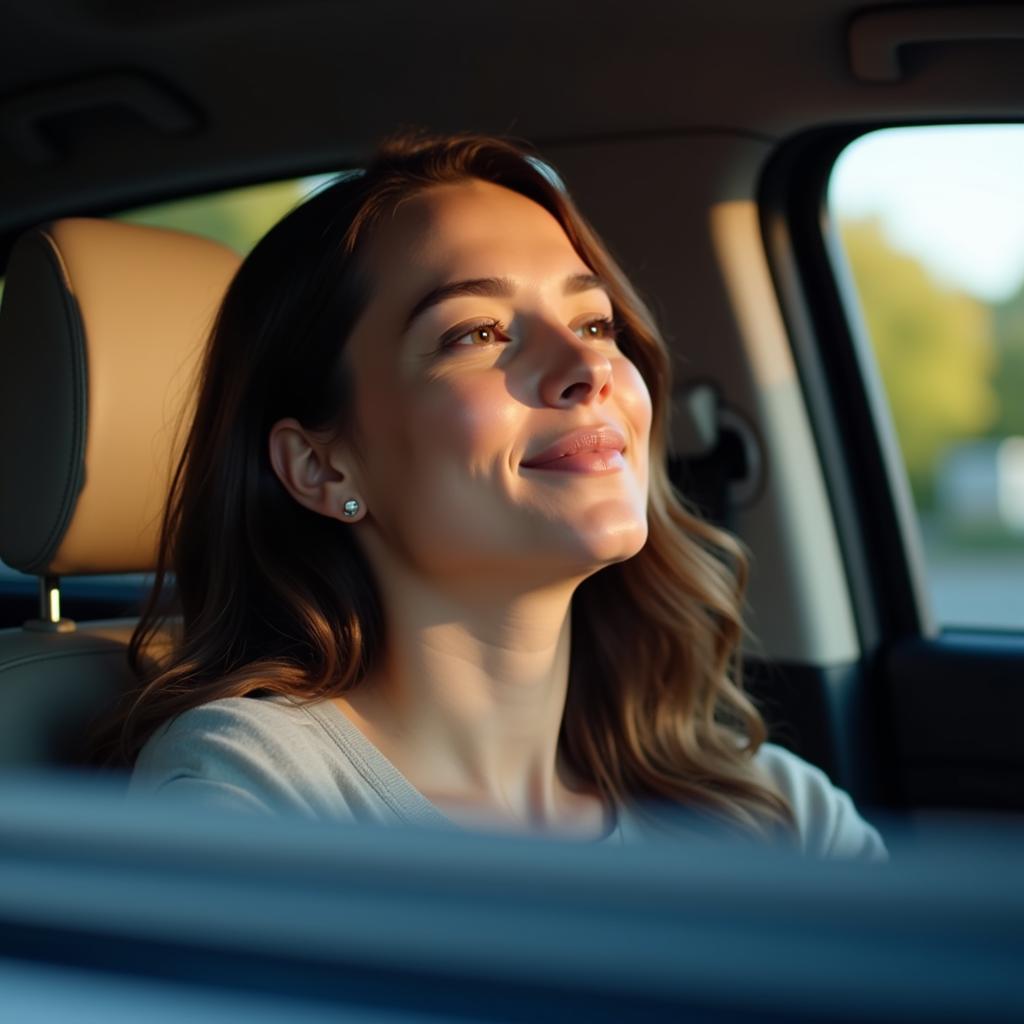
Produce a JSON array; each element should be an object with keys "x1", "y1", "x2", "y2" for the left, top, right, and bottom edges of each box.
[{"x1": 0, "y1": 218, "x2": 239, "y2": 769}]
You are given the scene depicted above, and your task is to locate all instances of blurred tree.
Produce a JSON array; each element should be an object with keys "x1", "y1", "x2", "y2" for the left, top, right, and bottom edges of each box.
[
  {"x1": 838, "y1": 217, "x2": 998, "y2": 507},
  {"x1": 116, "y1": 178, "x2": 314, "y2": 254}
]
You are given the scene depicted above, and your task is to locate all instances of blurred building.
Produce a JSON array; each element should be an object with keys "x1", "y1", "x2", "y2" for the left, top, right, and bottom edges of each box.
[{"x1": 936, "y1": 437, "x2": 1024, "y2": 533}]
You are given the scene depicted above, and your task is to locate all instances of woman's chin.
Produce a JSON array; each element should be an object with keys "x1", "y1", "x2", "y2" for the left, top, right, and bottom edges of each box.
[{"x1": 566, "y1": 516, "x2": 649, "y2": 569}]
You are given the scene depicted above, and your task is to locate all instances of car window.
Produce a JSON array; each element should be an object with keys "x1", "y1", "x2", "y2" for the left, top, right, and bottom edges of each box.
[
  {"x1": 115, "y1": 174, "x2": 335, "y2": 253},
  {"x1": 829, "y1": 126, "x2": 1024, "y2": 633},
  {"x1": 0, "y1": 173, "x2": 335, "y2": 596}
]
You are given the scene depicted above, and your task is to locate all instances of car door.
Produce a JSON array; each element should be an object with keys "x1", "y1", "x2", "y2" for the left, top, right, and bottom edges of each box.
[{"x1": 762, "y1": 118, "x2": 1024, "y2": 820}]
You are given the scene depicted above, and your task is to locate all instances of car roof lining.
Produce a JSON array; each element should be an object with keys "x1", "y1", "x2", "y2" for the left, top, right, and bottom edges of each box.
[{"x1": 4, "y1": 0, "x2": 1024, "y2": 265}]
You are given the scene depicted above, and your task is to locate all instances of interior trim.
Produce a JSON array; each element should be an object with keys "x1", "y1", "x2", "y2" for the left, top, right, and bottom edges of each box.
[{"x1": 849, "y1": 4, "x2": 1024, "y2": 82}]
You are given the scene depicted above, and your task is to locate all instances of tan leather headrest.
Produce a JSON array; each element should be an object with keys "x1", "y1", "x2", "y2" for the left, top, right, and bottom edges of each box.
[{"x1": 0, "y1": 218, "x2": 240, "y2": 576}]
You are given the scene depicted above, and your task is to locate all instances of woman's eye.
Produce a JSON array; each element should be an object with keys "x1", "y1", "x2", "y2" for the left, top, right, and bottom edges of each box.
[
  {"x1": 575, "y1": 316, "x2": 619, "y2": 342},
  {"x1": 444, "y1": 320, "x2": 508, "y2": 348},
  {"x1": 440, "y1": 315, "x2": 618, "y2": 352}
]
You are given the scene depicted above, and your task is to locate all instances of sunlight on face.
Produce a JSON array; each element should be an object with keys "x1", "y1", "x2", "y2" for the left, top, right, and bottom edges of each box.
[{"x1": 344, "y1": 178, "x2": 652, "y2": 588}]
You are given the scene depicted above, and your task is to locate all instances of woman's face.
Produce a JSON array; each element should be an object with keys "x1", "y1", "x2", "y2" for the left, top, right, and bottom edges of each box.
[{"x1": 340, "y1": 178, "x2": 652, "y2": 587}]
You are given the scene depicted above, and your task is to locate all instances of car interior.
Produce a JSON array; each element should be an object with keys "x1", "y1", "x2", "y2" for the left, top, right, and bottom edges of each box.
[
  {"x1": 0, "y1": 217, "x2": 240, "y2": 765},
  {"x1": 0, "y1": 0, "x2": 1022, "y2": 1018}
]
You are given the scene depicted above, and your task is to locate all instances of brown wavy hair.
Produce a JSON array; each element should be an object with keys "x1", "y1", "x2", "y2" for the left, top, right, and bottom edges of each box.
[{"x1": 115, "y1": 129, "x2": 795, "y2": 838}]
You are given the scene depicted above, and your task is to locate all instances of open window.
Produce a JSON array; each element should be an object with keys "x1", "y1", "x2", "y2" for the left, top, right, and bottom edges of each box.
[
  {"x1": 763, "y1": 121, "x2": 1024, "y2": 816},
  {"x1": 828, "y1": 125, "x2": 1024, "y2": 634}
]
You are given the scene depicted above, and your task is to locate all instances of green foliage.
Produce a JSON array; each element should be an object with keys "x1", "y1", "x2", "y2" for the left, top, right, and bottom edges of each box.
[
  {"x1": 115, "y1": 178, "x2": 313, "y2": 255},
  {"x1": 0, "y1": 180, "x2": 315, "y2": 344},
  {"x1": 838, "y1": 217, "x2": 998, "y2": 506}
]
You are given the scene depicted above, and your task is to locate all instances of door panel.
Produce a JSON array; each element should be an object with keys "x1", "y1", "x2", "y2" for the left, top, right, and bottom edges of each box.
[{"x1": 761, "y1": 127, "x2": 1024, "y2": 818}]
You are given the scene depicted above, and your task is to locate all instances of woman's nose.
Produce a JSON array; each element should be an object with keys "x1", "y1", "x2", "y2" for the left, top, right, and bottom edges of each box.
[{"x1": 534, "y1": 324, "x2": 614, "y2": 408}]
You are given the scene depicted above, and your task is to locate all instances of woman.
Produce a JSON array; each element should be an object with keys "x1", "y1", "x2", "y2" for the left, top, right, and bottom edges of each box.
[{"x1": 125, "y1": 129, "x2": 884, "y2": 857}]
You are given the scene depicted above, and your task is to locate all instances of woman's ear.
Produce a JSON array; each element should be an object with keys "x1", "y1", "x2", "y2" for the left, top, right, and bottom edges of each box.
[{"x1": 268, "y1": 418, "x2": 366, "y2": 522}]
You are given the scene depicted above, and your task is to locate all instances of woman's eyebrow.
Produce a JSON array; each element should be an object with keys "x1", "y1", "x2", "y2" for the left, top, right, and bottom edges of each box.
[{"x1": 402, "y1": 272, "x2": 607, "y2": 332}]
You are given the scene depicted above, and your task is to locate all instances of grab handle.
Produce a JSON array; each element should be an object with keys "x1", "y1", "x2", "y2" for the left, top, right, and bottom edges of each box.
[{"x1": 849, "y1": 4, "x2": 1024, "y2": 82}]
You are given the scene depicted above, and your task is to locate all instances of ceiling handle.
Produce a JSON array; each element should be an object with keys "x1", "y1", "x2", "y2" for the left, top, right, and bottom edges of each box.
[{"x1": 849, "y1": 4, "x2": 1024, "y2": 82}]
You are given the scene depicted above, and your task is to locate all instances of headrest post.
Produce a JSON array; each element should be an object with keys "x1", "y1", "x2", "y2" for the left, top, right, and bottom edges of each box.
[
  {"x1": 42, "y1": 574, "x2": 60, "y2": 624},
  {"x1": 22, "y1": 575, "x2": 76, "y2": 634}
]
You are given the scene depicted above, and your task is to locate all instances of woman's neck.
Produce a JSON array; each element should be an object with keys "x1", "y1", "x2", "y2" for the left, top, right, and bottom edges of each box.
[{"x1": 331, "y1": 575, "x2": 596, "y2": 830}]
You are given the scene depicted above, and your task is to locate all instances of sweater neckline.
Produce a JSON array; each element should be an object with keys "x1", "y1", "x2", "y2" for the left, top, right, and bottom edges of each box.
[{"x1": 284, "y1": 695, "x2": 623, "y2": 844}]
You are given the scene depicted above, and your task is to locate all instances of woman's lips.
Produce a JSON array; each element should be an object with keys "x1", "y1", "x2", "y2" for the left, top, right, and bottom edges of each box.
[
  {"x1": 521, "y1": 449, "x2": 626, "y2": 473},
  {"x1": 521, "y1": 425, "x2": 627, "y2": 472}
]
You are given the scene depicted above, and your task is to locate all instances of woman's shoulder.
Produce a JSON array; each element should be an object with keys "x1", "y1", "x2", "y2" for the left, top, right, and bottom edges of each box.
[
  {"x1": 135, "y1": 694, "x2": 323, "y2": 768},
  {"x1": 128, "y1": 694, "x2": 343, "y2": 816},
  {"x1": 148, "y1": 692, "x2": 315, "y2": 739},
  {"x1": 128, "y1": 695, "x2": 449, "y2": 829},
  {"x1": 753, "y1": 742, "x2": 887, "y2": 861}
]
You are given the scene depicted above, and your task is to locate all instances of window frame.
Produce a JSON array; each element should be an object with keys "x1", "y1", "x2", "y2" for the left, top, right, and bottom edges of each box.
[
  {"x1": 759, "y1": 123, "x2": 973, "y2": 651},
  {"x1": 762, "y1": 120, "x2": 1024, "y2": 649}
]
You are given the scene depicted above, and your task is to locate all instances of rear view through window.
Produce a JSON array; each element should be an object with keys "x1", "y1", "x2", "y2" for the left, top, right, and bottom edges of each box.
[
  {"x1": 116, "y1": 174, "x2": 336, "y2": 254},
  {"x1": 830, "y1": 126, "x2": 1024, "y2": 632}
]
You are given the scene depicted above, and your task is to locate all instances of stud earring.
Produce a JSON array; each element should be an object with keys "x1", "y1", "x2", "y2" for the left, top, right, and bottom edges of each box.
[{"x1": 342, "y1": 498, "x2": 361, "y2": 518}]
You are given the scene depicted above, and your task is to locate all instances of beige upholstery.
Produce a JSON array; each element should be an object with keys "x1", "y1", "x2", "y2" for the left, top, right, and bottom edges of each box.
[
  {"x1": 0, "y1": 219, "x2": 240, "y2": 767},
  {"x1": 0, "y1": 219, "x2": 240, "y2": 575}
]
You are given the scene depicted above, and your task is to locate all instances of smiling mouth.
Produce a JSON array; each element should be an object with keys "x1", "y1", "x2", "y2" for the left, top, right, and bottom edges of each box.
[
  {"x1": 520, "y1": 424, "x2": 628, "y2": 473},
  {"x1": 520, "y1": 449, "x2": 626, "y2": 474}
]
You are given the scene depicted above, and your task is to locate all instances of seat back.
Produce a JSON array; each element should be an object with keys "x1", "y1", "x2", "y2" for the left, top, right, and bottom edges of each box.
[{"x1": 0, "y1": 219, "x2": 240, "y2": 767}]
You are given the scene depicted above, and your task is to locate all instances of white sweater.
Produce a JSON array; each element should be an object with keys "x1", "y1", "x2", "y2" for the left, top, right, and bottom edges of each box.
[{"x1": 129, "y1": 694, "x2": 887, "y2": 860}]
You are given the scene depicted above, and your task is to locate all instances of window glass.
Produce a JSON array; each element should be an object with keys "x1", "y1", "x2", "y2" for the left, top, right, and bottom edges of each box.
[
  {"x1": 829, "y1": 126, "x2": 1024, "y2": 631},
  {"x1": 115, "y1": 174, "x2": 336, "y2": 253},
  {"x1": 0, "y1": 173, "x2": 335, "y2": 596}
]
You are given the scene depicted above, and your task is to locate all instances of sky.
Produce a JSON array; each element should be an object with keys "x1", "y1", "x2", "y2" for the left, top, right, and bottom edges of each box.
[{"x1": 829, "y1": 125, "x2": 1024, "y2": 304}]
